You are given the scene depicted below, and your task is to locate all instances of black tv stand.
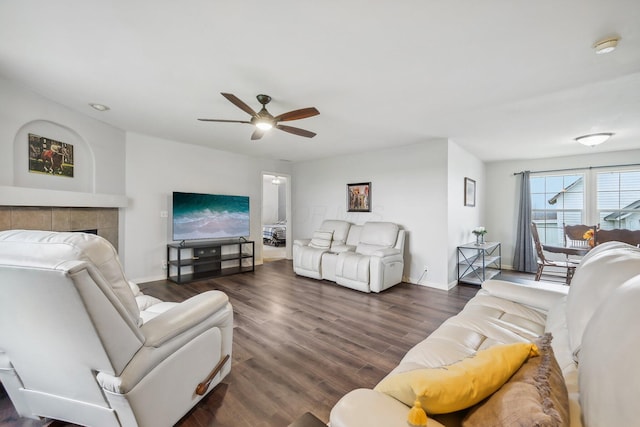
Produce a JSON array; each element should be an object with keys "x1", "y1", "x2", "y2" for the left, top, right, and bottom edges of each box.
[{"x1": 167, "y1": 239, "x2": 255, "y2": 284}]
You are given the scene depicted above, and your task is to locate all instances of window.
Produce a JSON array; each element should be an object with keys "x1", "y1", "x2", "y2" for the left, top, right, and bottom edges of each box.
[
  {"x1": 597, "y1": 170, "x2": 640, "y2": 231},
  {"x1": 530, "y1": 174, "x2": 584, "y2": 245}
]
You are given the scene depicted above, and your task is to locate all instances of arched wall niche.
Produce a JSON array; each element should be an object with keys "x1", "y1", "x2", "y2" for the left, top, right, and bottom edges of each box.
[{"x1": 13, "y1": 119, "x2": 95, "y2": 193}]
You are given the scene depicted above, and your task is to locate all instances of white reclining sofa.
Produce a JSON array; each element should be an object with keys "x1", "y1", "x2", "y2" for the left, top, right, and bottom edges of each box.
[
  {"x1": 330, "y1": 241, "x2": 640, "y2": 427},
  {"x1": 0, "y1": 230, "x2": 233, "y2": 427},
  {"x1": 293, "y1": 220, "x2": 405, "y2": 293}
]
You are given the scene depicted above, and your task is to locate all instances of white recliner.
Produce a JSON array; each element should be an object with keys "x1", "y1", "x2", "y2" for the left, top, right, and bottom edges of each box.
[
  {"x1": 0, "y1": 230, "x2": 233, "y2": 427},
  {"x1": 335, "y1": 222, "x2": 405, "y2": 293},
  {"x1": 294, "y1": 220, "x2": 405, "y2": 293},
  {"x1": 293, "y1": 220, "x2": 353, "y2": 280}
]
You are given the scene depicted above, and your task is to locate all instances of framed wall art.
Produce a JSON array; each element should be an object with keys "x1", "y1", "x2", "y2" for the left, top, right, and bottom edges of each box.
[
  {"x1": 28, "y1": 133, "x2": 74, "y2": 177},
  {"x1": 347, "y1": 182, "x2": 371, "y2": 212},
  {"x1": 464, "y1": 177, "x2": 476, "y2": 207}
]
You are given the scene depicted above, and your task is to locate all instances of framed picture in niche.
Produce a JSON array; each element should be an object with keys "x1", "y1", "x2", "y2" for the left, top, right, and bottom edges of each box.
[
  {"x1": 28, "y1": 133, "x2": 74, "y2": 177},
  {"x1": 464, "y1": 177, "x2": 476, "y2": 207},
  {"x1": 347, "y1": 182, "x2": 371, "y2": 212}
]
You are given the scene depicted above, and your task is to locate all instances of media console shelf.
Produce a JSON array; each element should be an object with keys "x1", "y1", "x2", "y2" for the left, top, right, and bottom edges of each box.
[{"x1": 167, "y1": 239, "x2": 254, "y2": 284}]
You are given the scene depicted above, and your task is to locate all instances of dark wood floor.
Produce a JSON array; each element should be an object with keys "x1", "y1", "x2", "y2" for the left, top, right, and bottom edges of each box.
[{"x1": 2, "y1": 260, "x2": 489, "y2": 427}]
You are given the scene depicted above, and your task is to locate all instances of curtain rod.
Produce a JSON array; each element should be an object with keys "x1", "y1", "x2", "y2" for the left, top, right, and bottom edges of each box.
[{"x1": 513, "y1": 163, "x2": 640, "y2": 176}]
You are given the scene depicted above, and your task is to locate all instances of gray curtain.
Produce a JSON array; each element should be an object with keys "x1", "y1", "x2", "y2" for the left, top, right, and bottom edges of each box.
[{"x1": 513, "y1": 171, "x2": 537, "y2": 273}]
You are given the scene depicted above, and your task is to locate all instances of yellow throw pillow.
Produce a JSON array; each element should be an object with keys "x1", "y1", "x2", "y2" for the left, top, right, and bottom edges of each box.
[{"x1": 375, "y1": 342, "x2": 539, "y2": 417}]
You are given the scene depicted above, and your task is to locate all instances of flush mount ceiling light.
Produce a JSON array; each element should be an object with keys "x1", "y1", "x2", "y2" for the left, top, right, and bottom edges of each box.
[
  {"x1": 271, "y1": 176, "x2": 282, "y2": 185},
  {"x1": 593, "y1": 37, "x2": 620, "y2": 54},
  {"x1": 575, "y1": 132, "x2": 614, "y2": 147},
  {"x1": 89, "y1": 103, "x2": 110, "y2": 112}
]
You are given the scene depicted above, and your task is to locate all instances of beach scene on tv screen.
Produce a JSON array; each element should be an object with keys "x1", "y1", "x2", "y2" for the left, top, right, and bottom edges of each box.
[{"x1": 173, "y1": 192, "x2": 250, "y2": 240}]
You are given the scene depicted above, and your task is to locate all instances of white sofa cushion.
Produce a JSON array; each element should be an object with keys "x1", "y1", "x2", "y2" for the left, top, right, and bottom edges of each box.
[
  {"x1": 383, "y1": 291, "x2": 547, "y2": 382},
  {"x1": 337, "y1": 252, "x2": 371, "y2": 283},
  {"x1": 308, "y1": 230, "x2": 333, "y2": 249},
  {"x1": 565, "y1": 244, "x2": 640, "y2": 360},
  {"x1": 356, "y1": 222, "x2": 399, "y2": 255},
  {"x1": 320, "y1": 219, "x2": 351, "y2": 246},
  {"x1": 579, "y1": 274, "x2": 640, "y2": 427}
]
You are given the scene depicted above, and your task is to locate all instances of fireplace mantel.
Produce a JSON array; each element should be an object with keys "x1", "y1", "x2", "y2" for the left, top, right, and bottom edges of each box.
[{"x1": 0, "y1": 186, "x2": 128, "y2": 208}]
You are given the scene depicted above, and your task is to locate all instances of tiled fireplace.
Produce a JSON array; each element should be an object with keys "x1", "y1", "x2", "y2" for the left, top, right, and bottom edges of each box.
[{"x1": 0, "y1": 206, "x2": 119, "y2": 249}]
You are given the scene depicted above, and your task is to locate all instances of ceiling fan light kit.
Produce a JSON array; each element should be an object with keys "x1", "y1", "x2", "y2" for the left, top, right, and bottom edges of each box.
[
  {"x1": 198, "y1": 93, "x2": 319, "y2": 140},
  {"x1": 575, "y1": 132, "x2": 614, "y2": 147},
  {"x1": 256, "y1": 121, "x2": 273, "y2": 130}
]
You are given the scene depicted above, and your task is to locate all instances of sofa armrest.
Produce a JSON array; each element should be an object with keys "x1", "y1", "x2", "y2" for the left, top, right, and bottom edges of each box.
[
  {"x1": 371, "y1": 247, "x2": 401, "y2": 258},
  {"x1": 98, "y1": 290, "x2": 233, "y2": 394},
  {"x1": 330, "y1": 388, "x2": 446, "y2": 427},
  {"x1": 481, "y1": 279, "x2": 568, "y2": 312},
  {"x1": 293, "y1": 238, "x2": 311, "y2": 247},
  {"x1": 141, "y1": 291, "x2": 229, "y2": 347},
  {"x1": 331, "y1": 244, "x2": 356, "y2": 253}
]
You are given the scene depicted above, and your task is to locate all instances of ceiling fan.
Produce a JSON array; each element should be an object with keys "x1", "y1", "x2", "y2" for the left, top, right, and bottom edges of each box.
[{"x1": 198, "y1": 93, "x2": 320, "y2": 140}]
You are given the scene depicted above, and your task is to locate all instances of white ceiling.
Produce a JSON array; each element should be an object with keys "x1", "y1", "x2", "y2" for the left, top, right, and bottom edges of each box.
[{"x1": 1, "y1": 1, "x2": 639, "y2": 163}]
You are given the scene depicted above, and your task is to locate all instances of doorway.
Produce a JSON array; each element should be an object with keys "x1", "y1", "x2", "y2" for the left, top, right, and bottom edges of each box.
[{"x1": 262, "y1": 173, "x2": 289, "y2": 262}]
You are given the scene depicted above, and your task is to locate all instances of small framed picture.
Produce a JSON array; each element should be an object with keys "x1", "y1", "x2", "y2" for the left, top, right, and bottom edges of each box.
[
  {"x1": 464, "y1": 177, "x2": 476, "y2": 207},
  {"x1": 347, "y1": 182, "x2": 371, "y2": 212},
  {"x1": 28, "y1": 133, "x2": 74, "y2": 177}
]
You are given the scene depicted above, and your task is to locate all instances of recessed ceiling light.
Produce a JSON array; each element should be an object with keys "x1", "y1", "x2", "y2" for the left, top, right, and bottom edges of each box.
[
  {"x1": 575, "y1": 132, "x2": 614, "y2": 147},
  {"x1": 593, "y1": 37, "x2": 620, "y2": 54},
  {"x1": 89, "y1": 103, "x2": 110, "y2": 112}
]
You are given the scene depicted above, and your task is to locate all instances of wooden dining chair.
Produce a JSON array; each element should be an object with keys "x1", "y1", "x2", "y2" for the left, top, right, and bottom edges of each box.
[
  {"x1": 595, "y1": 228, "x2": 640, "y2": 246},
  {"x1": 531, "y1": 222, "x2": 580, "y2": 284},
  {"x1": 563, "y1": 223, "x2": 595, "y2": 248}
]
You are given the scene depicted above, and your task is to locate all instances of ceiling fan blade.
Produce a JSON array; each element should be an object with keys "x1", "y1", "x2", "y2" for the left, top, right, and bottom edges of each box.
[
  {"x1": 198, "y1": 119, "x2": 252, "y2": 124},
  {"x1": 251, "y1": 129, "x2": 265, "y2": 140},
  {"x1": 221, "y1": 92, "x2": 258, "y2": 117},
  {"x1": 274, "y1": 107, "x2": 320, "y2": 122},
  {"x1": 276, "y1": 124, "x2": 317, "y2": 138}
]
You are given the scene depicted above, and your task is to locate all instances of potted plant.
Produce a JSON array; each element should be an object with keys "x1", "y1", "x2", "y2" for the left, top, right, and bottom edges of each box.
[{"x1": 472, "y1": 227, "x2": 487, "y2": 245}]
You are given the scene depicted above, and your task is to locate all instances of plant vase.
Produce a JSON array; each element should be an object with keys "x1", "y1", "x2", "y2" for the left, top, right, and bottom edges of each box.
[{"x1": 475, "y1": 234, "x2": 485, "y2": 245}]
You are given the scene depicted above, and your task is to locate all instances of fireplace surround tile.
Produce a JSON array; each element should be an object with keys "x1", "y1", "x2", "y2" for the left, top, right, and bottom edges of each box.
[
  {"x1": 1, "y1": 206, "x2": 118, "y2": 249},
  {"x1": 68, "y1": 208, "x2": 98, "y2": 231},
  {"x1": 0, "y1": 207, "x2": 10, "y2": 230},
  {"x1": 11, "y1": 207, "x2": 52, "y2": 230}
]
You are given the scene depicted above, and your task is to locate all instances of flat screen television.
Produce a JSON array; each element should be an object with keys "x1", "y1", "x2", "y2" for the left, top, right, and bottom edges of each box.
[{"x1": 172, "y1": 191, "x2": 250, "y2": 242}]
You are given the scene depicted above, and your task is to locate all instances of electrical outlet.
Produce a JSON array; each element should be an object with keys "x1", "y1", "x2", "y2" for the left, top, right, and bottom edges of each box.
[
  {"x1": 160, "y1": 211, "x2": 168, "y2": 218},
  {"x1": 162, "y1": 260, "x2": 167, "y2": 270}
]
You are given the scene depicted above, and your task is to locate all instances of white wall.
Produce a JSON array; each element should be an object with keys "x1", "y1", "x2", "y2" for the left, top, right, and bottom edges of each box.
[
  {"x1": 13, "y1": 74, "x2": 635, "y2": 287},
  {"x1": 292, "y1": 139, "x2": 456, "y2": 287},
  {"x1": 447, "y1": 141, "x2": 485, "y2": 286},
  {"x1": 0, "y1": 77, "x2": 127, "y2": 252},
  {"x1": 124, "y1": 132, "x2": 292, "y2": 282},
  {"x1": 262, "y1": 175, "x2": 280, "y2": 224},
  {"x1": 486, "y1": 148, "x2": 640, "y2": 269},
  {"x1": 0, "y1": 77, "x2": 126, "y2": 195}
]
